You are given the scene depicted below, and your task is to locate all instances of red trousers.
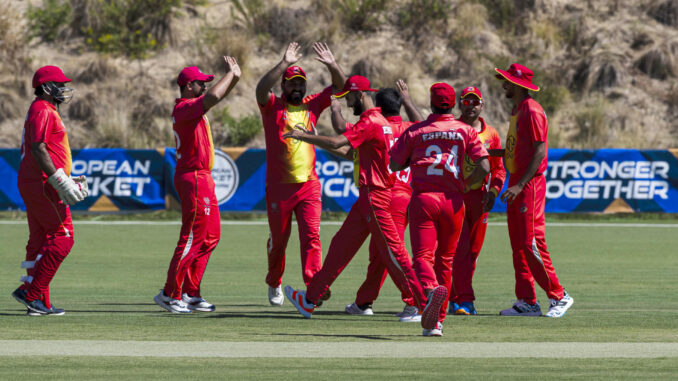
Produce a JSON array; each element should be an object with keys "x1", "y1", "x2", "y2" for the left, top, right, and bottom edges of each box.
[
  {"x1": 265, "y1": 180, "x2": 322, "y2": 287},
  {"x1": 18, "y1": 181, "x2": 74, "y2": 308},
  {"x1": 164, "y1": 170, "x2": 221, "y2": 299},
  {"x1": 506, "y1": 174, "x2": 564, "y2": 303},
  {"x1": 451, "y1": 189, "x2": 489, "y2": 304},
  {"x1": 306, "y1": 187, "x2": 426, "y2": 310},
  {"x1": 354, "y1": 186, "x2": 415, "y2": 307},
  {"x1": 410, "y1": 191, "x2": 465, "y2": 323}
]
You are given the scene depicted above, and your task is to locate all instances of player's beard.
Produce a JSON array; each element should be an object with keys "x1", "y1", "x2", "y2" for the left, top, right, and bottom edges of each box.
[
  {"x1": 288, "y1": 91, "x2": 304, "y2": 105},
  {"x1": 352, "y1": 100, "x2": 364, "y2": 116}
]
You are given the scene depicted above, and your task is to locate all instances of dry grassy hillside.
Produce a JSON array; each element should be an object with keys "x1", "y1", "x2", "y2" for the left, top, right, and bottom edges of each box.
[{"x1": 1, "y1": 0, "x2": 677, "y2": 149}]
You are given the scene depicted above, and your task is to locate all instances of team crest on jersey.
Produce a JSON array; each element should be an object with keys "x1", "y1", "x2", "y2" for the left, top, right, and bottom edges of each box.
[
  {"x1": 482, "y1": 216, "x2": 488, "y2": 224},
  {"x1": 520, "y1": 204, "x2": 528, "y2": 213},
  {"x1": 203, "y1": 197, "x2": 211, "y2": 215}
]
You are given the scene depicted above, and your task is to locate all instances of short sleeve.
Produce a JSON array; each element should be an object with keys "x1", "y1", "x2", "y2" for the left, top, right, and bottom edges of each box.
[
  {"x1": 174, "y1": 95, "x2": 206, "y2": 123},
  {"x1": 258, "y1": 91, "x2": 276, "y2": 110},
  {"x1": 465, "y1": 128, "x2": 489, "y2": 163},
  {"x1": 390, "y1": 128, "x2": 413, "y2": 167},
  {"x1": 28, "y1": 109, "x2": 52, "y2": 143},
  {"x1": 306, "y1": 86, "x2": 333, "y2": 115},
  {"x1": 343, "y1": 118, "x2": 375, "y2": 149},
  {"x1": 523, "y1": 104, "x2": 548, "y2": 143}
]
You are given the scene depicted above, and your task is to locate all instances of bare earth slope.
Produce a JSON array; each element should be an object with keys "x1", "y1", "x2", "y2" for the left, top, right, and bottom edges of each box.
[{"x1": 1, "y1": 0, "x2": 677, "y2": 149}]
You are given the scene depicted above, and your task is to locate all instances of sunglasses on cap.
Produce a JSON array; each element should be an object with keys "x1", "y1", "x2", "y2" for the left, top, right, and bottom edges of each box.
[{"x1": 461, "y1": 98, "x2": 482, "y2": 106}]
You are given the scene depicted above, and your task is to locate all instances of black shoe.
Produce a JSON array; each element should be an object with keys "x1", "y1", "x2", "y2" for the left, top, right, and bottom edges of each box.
[
  {"x1": 11, "y1": 287, "x2": 27, "y2": 305},
  {"x1": 25, "y1": 299, "x2": 50, "y2": 315},
  {"x1": 27, "y1": 305, "x2": 66, "y2": 316}
]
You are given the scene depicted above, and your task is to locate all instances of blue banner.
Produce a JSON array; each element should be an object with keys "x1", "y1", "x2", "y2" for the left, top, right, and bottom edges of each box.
[
  {"x1": 0, "y1": 149, "x2": 165, "y2": 211},
  {"x1": 2, "y1": 148, "x2": 677, "y2": 213}
]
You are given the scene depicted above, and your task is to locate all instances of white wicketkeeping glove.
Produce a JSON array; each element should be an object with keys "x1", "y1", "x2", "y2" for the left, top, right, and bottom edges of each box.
[
  {"x1": 47, "y1": 168, "x2": 85, "y2": 205},
  {"x1": 72, "y1": 175, "x2": 89, "y2": 198}
]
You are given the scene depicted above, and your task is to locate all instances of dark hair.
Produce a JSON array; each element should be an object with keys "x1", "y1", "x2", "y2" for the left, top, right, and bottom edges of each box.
[
  {"x1": 375, "y1": 88, "x2": 402, "y2": 116},
  {"x1": 179, "y1": 84, "x2": 187, "y2": 92},
  {"x1": 34, "y1": 85, "x2": 44, "y2": 96},
  {"x1": 431, "y1": 105, "x2": 453, "y2": 114}
]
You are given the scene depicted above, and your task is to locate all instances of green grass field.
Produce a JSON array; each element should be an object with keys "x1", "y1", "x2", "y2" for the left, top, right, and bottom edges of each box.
[{"x1": 1, "y1": 218, "x2": 677, "y2": 379}]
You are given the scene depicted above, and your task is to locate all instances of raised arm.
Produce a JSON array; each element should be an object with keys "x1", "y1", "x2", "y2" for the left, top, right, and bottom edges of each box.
[
  {"x1": 396, "y1": 79, "x2": 424, "y2": 122},
  {"x1": 203, "y1": 56, "x2": 241, "y2": 111},
  {"x1": 330, "y1": 97, "x2": 349, "y2": 134},
  {"x1": 313, "y1": 42, "x2": 346, "y2": 91},
  {"x1": 256, "y1": 42, "x2": 302, "y2": 105}
]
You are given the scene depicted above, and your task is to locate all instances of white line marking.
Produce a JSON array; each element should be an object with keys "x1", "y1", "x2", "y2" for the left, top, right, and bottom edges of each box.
[
  {"x1": 0, "y1": 341, "x2": 676, "y2": 358},
  {"x1": 0, "y1": 221, "x2": 676, "y2": 227}
]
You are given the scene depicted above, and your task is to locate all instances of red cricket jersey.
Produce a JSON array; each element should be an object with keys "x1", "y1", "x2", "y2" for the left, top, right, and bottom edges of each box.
[
  {"x1": 259, "y1": 87, "x2": 332, "y2": 184},
  {"x1": 386, "y1": 116, "x2": 413, "y2": 194},
  {"x1": 390, "y1": 113, "x2": 488, "y2": 194},
  {"x1": 343, "y1": 107, "x2": 395, "y2": 189},
  {"x1": 461, "y1": 117, "x2": 506, "y2": 193},
  {"x1": 172, "y1": 95, "x2": 214, "y2": 171},
  {"x1": 18, "y1": 98, "x2": 72, "y2": 183},
  {"x1": 504, "y1": 96, "x2": 548, "y2": 178}
]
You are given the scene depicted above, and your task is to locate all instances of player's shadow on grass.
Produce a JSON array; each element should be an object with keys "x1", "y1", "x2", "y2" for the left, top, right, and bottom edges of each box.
[
  {"x1": 98, "y1": 303, "x2": 157, "y2": 306},
  {"x1": 273, "y1": 333, "x2": 410, "y2": 340}
]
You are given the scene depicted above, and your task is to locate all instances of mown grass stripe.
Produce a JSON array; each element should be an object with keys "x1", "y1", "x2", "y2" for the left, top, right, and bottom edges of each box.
[{"x1": 1, "y1": 341, "x2": 676, "y2": 358}]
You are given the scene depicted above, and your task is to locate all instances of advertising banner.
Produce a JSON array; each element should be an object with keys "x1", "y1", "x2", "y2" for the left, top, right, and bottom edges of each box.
[
  {"x1": 0, "y1": 148, "x2": 165, "y2": 211},
  {"x1": 2, "y1": 148, "x2": 677, "y2": 213}
]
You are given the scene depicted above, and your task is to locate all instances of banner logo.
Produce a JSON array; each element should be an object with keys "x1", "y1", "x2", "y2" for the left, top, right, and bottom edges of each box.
[{"x1": 212, "y1": 150, "x2": 239, "y2": 205}]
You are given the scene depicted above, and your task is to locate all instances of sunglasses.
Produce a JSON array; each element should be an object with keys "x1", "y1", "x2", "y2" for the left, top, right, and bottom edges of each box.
[{"x1": 461, "y1": 98, "x2": 482, "y2": 106}]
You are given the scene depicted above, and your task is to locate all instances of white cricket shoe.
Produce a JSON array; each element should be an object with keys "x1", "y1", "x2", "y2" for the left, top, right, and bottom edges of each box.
[
  {"x1": 544, "y1": 292, "x2": 574, "y2": 318},
  {"x1": 345, "y1": 303, "x2": 374, "y2": 315},
  {"x1": 499, "y1": 300, "x2": 542, "y2": 316},
  {"x1": 422, "y1": 321, "x2": 443, "y2": 337},
  {"x1": 182, "y1": 293, "x2": 216, "y2": 312},
  {"x1": 154, "y1": 291, "x2": 192, "y2": 314},
  {"x1": 399, "y1": 312, "x2": 422, "y2": 323},
  {"x1": 268, "y1": 286, "x2": 284, "y2": 306},
  {"x1": 395, "y1": 304, "x2": 418, "y2": 318}
]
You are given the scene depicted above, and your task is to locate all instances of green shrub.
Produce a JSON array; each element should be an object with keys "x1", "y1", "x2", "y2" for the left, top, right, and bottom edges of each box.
[
  {"x1": 477, "y1": 0, "x2": 533, "y2": 34},
  {"x1": 229, "y1": 0, "x2": 269, "y2": 36},
  {"x1": 398, "y1": 0, "x2": 450, "y2": 31},
  {"x1": 533, "y1": 85, "x2": 571, "y2": 116},
  {"x1": 26, "y1": 0, "x2": 72, "y2": 42},
  {"x1": 573, "y1": 97, "x2": 607, "y2": 147},
  {"x1": 78, "y1": 0, "x2": 185, "y2": 58},
  {"x1": 333, "y1": 0, "x2": 391, "y2": 32},
  {"x1": 213, "y1": 107, "x2": 262, "y2": 146}
]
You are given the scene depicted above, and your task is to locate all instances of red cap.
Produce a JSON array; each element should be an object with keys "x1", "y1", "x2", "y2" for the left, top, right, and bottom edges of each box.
[
  {"x1": 430, "y1": 82, "x2": 455, "y2": 109},
  {"x1": 460, "y1": 86, "x2": 482, "y2": 99},
  {"x1": 283, "y1": 66, "x2": 307, "y2": 81},
  {"x1": 495, "y1": 63, "x2": 540, "y2": 91},
  {"x1": 177, "y1": 66, "x2": 215, "y2": 87},
  {"x1": 32, "y1": 66, "x2": 72, "y2": 88},
  {"x1": 334, "y1": 75, "x2": 378, "y2": 98}
]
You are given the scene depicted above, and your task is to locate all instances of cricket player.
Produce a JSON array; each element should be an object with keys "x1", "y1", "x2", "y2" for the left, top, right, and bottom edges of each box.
[
  {"x1": 256, "y1": 42, "x2": 346, "y2": 306},
  {"x1": 12, "y1": 65, "x2": 88, "y2": 316},
  {"x1": 282, "y1": 75, "x2": 445, "y2": 332},
  {"x1": 449, "y1": 86, "x2": 506, "y2": 315},
  {"x1": 494, "y1": 63, "x2": 574, "y2": 317},
  {"x1": 154, "y1": 57, "x2": 241, "y2": 313},
  {"x1": 344, "y1": 84, "x2": 419, "y2": 318},
  {"x1": 390, "y1": 82, "x2": 490, "y2": 336}
]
